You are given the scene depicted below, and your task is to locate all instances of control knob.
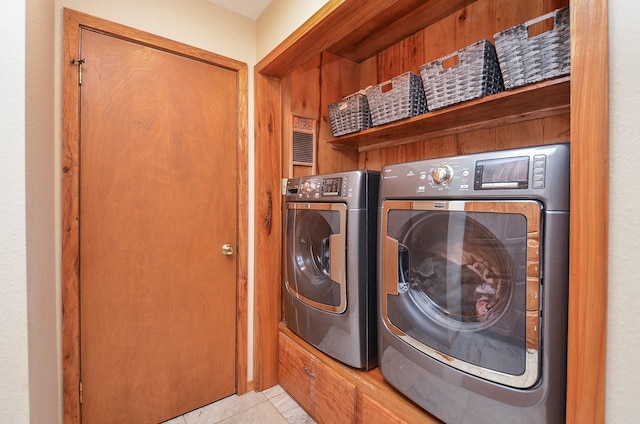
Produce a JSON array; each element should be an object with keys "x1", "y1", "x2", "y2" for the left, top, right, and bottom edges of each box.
[
  {"x1": 302, "y1": 181, "x2": 316, "y2": 194},
  {"x1": 431, "y1": 164, "x2": 454, "y2": 186}
]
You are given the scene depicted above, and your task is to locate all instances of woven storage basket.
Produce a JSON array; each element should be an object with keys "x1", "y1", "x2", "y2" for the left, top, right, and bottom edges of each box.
[
  {"x1": 365, "y1": 72, "x2": 428, "y2": 126},
  {"x1": 419, "y1": 39, "x2": 504, "y2": 111},
  {"x1": 494, "y1": 7, "x2": 570, "y2": 90},
  {"x1": 328, "y1": 93, "x2": 372, "y2": 136}
]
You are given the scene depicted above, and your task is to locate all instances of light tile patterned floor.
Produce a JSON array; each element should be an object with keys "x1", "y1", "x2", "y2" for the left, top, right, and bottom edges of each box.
[{"x1": 162, "y1": 385, "x2": 315, "y2": 424}]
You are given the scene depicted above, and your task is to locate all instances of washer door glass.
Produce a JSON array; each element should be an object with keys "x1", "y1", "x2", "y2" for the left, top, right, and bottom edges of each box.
[
  {"x1": 286, "y1": 202, "x2": 347, "y2": 313},
  {"x1": 381, "y1": 200, "x2": 542, "y2": 389}
]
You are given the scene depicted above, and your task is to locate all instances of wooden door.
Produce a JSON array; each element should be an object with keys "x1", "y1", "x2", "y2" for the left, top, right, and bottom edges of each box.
[{"x1": 78, "y1": 28, "x2": 237, "y2": 423}]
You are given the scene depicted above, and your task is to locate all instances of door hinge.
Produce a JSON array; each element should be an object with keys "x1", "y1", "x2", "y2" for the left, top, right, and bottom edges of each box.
[
  {"x1": 71, "y1": 58, "x2": 86, "y2": 85},
  {"x1": 79, "y1": 381, "x2": 83, "y2": 404}
]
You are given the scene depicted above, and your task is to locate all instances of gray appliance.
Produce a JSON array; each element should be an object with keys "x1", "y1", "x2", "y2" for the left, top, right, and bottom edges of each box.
[
  {"x1": 283, "y1": 170, "x2": 379, "y2": 369},
  {"x1": 378, "y1": 144, "x2": 570, "y2": 423}
]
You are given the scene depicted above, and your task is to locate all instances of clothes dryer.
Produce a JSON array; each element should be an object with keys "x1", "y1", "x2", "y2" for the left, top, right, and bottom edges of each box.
[
  {"x1": 284, "y1": 170, "x2": 379, "y2": 369},
  {"x1": 378, "y1": 144, "x2": 570, "y2": 423}
]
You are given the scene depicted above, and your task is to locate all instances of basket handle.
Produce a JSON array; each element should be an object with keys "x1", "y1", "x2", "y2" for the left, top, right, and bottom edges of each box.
[
  {"x1": 380, "y1": 79, "x2": 394, "y2": 93},
  {"x1": 378, "y1": 72, "x2": 414, "y2": 93},
  {"x1": 523, "y1": 8, "x2": 560, "y2": 37},
  {"x1": 376, "y1": 72, "x2": 417, "y2": 93},
  {"x1": 440, "y1": 51, "x2": 460, "y2": 70},
  {"x1": 435, "y1": 39, "x2": 487, "y2": 70}
]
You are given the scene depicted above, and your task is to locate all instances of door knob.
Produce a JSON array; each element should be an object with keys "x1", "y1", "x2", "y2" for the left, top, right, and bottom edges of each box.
[{"x1": 221, "y1": 243, "x2": 234, "y2": 256}]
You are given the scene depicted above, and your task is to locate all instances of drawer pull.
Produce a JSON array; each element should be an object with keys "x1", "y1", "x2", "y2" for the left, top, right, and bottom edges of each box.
[{"x1": 303, "y1": 366, "x2": 316, "y2": 379}]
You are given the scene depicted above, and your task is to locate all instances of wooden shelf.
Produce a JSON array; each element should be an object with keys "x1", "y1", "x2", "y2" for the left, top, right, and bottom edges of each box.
[{"x1": 328, "y1": 76, "x2": 570, "y2": 152}]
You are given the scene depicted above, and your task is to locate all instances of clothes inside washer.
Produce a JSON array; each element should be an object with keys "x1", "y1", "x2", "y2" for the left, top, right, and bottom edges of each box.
[
  {"x1": 410, "y1": 252, "x2": 506, "y2": 325},
  {"x1": 412, "y1": 256, "x2": 491, "y2": 323},
  {"x1": 386, "y1": 240, "x2": 526, "y2": 375}
]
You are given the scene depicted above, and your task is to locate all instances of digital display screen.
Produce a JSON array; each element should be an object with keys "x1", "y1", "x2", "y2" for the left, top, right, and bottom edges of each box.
[
  {"x1": 322, "y1": 177, "x2": 343, "y2": 196},
  {"x1": 474, "y1": 156, "x2": 529, "y2": 189}
]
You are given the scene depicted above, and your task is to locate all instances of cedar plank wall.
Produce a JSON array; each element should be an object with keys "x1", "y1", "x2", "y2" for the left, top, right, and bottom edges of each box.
[
  {"x1": 360, "y1": 0, "x2": 569, "y2": 170},
  {"x1": 285, "y1": 55, "x2": 359, "y2": 178},
  {"x1": 282, "y1": 0, "x2": 569, "y2": 174}
]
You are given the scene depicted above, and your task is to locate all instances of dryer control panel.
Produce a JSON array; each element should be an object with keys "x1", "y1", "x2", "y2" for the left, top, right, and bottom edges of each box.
[
  {"x1": 298, "y1": 176, "x2": 346, "y2": 199},
  {"x1": 285, "y1": 170, "x2": 380, "y2": 209}
]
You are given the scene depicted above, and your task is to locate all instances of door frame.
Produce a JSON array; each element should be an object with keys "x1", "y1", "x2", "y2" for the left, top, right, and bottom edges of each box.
[{"x1": 61, "y1": 8, "x2": 249, "y2": 423}]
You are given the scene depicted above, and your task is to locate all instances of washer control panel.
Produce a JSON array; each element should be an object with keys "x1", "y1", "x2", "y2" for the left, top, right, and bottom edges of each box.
[
  {"x1": 385, "y1": 153, "x2": 551, "y2": 194},
  {"x1": 380, "y1": 143, "x2": 568, "y2": 209}
]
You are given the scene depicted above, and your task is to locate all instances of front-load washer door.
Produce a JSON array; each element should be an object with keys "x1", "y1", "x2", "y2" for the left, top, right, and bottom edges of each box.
[
  {"x1": 286, "y1": 202, "x2": 347, "y2": 313},
  {"x1": 381, "y1": 200, "x2": 542, "y2": 389}
]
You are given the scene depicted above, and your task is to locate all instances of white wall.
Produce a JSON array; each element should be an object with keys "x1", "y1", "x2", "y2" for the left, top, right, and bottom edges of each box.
[
  {"x1": 256, "y1": 0, "x2": 330, "y2": 61},
  {"x1": 1, "y1": 1, "x2": 29, "y2": 423},
  {"x1": 56, "y1": 0, "x2": 256, "y2": 65},
  {"x1": 26, "y1": 0, "x2": 58, "y2": 421},
  {"x1": 607, "y1": 1, "x2": 640, "y2": 422}
]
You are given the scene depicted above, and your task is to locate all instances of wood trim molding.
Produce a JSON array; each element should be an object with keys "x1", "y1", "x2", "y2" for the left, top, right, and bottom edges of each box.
[
  {"x1": 235, "y1": 62, "x2": 250, "y2": 398},
  {"x1": 252, "y1": 72, "x2": 283, "y2": 390},
  {"x1": 61, "y1": 8, "x2": 249, "y2": 422},
  {"x1": 61, "y1": 10, "x2": 81, "y2": 423},
  {"x1": 566, "y1": 0, "x2": 608, "y2": 422}
]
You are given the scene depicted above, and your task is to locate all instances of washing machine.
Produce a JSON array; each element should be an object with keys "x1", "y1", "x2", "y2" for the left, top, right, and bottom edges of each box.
[
  {"x1": 378, "y1": 144, "x2": 570, "y2": 423},
  {"x1": 283, "y1": 170, "x2": 379, "y2": 369}
]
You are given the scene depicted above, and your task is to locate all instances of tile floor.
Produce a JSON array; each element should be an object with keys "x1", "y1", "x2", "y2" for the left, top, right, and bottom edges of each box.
[{"x1": 162, "y1": 385, "x2": 315, "y2": 424}]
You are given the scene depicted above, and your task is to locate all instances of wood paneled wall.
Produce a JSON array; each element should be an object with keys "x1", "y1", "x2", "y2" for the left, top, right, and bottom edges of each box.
[{"x1": 281, "y1": 0, "x2": 570, "y2": 177}]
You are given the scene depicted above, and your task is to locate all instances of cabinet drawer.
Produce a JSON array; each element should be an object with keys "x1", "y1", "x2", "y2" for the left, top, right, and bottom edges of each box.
[
  {"x1": 279, "y1": 331, "x2": 356, "y2": 423},
  {"x1": 279, "y1": 332, "x2": 315, "y2": 415}
]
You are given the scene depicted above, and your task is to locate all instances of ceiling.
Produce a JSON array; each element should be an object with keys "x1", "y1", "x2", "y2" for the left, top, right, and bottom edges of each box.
[{"x1": 207, "y1": 0, "x2": 273, "y2": 20}]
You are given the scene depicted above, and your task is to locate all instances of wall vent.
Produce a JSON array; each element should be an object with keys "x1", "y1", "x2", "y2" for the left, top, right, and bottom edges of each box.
[{"x1": 292, "y1": 116, "x2": 316, "y2": 167}]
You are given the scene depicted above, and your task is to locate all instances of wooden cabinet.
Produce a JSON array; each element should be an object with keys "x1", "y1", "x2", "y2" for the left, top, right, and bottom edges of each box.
[
  {"x1": 279, "y1": 326, "x2": 441, "y2": 424},
  {"x1": 255, "y1": 1, "x2": 608, "y2": 423},
  {"x1": 279, "y1": 331, "x2": 356, "y2": 423}
]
